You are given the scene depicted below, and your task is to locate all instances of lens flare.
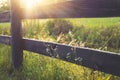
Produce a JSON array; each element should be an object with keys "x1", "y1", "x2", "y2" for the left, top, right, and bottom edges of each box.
[{"x1": 21, "y1": 0, "x2": 44, "y2": 11}]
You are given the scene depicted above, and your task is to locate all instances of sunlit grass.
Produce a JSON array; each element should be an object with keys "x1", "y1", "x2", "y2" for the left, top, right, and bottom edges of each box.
[
  {"x1": 0, "y1": 44, "x2": 114, "y2": 80},
  {"x1": 0, "y1": 18, "x2": 120, "y2": 79},
  {"x1": 68, "y1": 18, "x2": 120, "y2": 27},
  {"x1": 0, "y1": 22, "x2": 10, "y2": 35}
]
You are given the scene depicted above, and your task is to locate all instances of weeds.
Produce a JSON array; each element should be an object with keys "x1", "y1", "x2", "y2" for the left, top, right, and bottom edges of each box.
[{"x1": 0, "y1": 18, "x2": 120, "y2": 80}]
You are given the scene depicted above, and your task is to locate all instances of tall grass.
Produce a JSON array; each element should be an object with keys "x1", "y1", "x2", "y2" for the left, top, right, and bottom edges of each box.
[
  {"x1": 22, "y1": 18, "x2": 120, "y2": 52},
  {"x1": 0, "y1": 18, "x2": 120, "y2": 80},
  {"x1": 0, "y1": 23, "x2": 10, "y2": 35},
  {"x1": 0, "y1": 44, "x2": 113, "y2": 80}
]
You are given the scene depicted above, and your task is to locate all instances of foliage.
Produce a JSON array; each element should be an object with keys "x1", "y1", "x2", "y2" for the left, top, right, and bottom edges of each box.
[
  {"x1": 73, "y1": 25, "x2": 120, "y2": 51},
  {"x1": 0, "y1": 23, "x2": 10, "y2": 35},
  {"x1": 45, "y1": 19, "x2": 73, "y2": 35},
  {"x1": 0, "y1": 18, "x2": 120, "y2": 80},
  {"x1": 0, "y1": 0, "x2": 10, "y2": 12},
  {"x1": 0, "y1": 44, "x2": 115, "y2": 80}
]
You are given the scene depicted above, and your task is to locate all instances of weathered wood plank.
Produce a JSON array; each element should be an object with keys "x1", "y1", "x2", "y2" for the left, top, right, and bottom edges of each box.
[
  {"x1": 23, "y1": 38, "x2": 120, "y2": 76},
  {"x1": 0, "y1": 11, "x2": 10, "y2": 22},
  {"x1": 0, "y1": 36, "x2": 120, "y2": 76},
  {"x1": 0, "y1": 35, "x2": 11, "y2": 45},
  {"x1": 10, "y1": 0, "x2": 23, "y2": 68}
]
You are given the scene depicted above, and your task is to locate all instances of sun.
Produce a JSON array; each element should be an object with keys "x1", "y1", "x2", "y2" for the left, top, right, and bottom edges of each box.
[
  {"x1": 25, "y1": 0, "x2": 34, "y2": 10},
  {"x1": 21, "y1": 0, "x2": 44, "y2": 11}
]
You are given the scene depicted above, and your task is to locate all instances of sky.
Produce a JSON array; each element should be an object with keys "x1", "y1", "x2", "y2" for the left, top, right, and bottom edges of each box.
[
  {"x1": 0, "y1": 0, "x2": 8, "y2": 8},
  {"x1": 0, "y1": 0, "x2": 65, "y2": 10}
]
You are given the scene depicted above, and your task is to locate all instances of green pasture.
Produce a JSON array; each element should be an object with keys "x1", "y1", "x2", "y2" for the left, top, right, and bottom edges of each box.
[{"x1": 0, "y1": 18, "x2": 120, "y2": 80}]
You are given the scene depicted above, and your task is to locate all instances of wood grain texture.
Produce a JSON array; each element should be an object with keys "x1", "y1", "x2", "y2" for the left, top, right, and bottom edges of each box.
[
  {"x1": 0, "y1": 35, "x2": 120, "y2": 76},
  {"x1": 10, "y1": 0, "x2": 23, "y2": 68},
  {"x1": 0, "y1": 11, "x2": 10, "y2": 22},
  {"x1": 0, "y1": 35, "x2": 11, "y2": 45},
  {"x1": 0, "y1": 0, "x2": 120, "y2": 76},
  {"x1": 23, "y1": 38, "x2": 120, "y2": 76}
]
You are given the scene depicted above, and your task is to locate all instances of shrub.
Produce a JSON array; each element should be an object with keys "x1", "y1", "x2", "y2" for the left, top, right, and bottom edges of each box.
[{"x1": 46, "y1": 19, "x2": 73, "y2": 35}]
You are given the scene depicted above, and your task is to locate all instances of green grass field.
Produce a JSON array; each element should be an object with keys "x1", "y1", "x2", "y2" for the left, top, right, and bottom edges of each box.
[{"x1": 0, "y1": 18, "x2": 120, "y2": 80}]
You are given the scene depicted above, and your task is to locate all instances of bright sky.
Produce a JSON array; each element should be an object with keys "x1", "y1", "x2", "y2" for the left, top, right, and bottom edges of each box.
[
  {"x1": 0, "y1": 0, "x2": 65, "y2": 6},
  {"x1": 20, "y1": 0, "x2": 57, "y2": 12},
  {"x1": 0, "y1": 0, "x2": 56, "y2": 8},
  {"x1": 22, "y1": 0, "x2": 66, "y2": 13},
  {"x1": 21, "y1": 0, "x2": 42, "y2": 9},
  {"x1": 0, "y1": 0, "x2": 4, "y2": 3},
  {"x1": 0, "y1": 0, "x2": 53, "y2": 10},
  {"x1": 0, "y1": 0, "x2": 6, "y2": 7},
  {"x1": 0, "y1": 0, "x2": 7, "y2": 4},
  {"x1": 0, "y1": 0, "x2": 64, "y2": 11}
]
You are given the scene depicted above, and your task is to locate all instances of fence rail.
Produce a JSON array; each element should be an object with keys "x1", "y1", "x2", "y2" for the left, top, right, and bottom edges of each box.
[
  {"x1": 0, "y1": 0, "x2": 120, "y2": 77},
  {"x1": 0, "y1": 11, "x2": 10, "y2": 22},
  {"x1": 0, "y1": 35, "x2": 120, "y2": 76}
]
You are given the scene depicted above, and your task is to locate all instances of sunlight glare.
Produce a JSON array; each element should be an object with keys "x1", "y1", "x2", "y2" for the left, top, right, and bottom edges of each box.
[
  {"x1": 21, "y1": 0, "x2": 43, "y2": 11},
  {"x1": 26, "y1": 0, "x2": 34, "y2": 10}
]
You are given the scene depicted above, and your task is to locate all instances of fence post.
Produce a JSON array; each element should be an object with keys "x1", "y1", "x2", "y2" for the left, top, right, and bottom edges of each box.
[{"x1": 10, "y1": 0, "x2": 23, "y2": 68}]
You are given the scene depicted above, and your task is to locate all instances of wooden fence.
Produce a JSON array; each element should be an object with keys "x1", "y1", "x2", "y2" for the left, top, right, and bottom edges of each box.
[{"x1": 0, "y1": 0, "x2": 120, "y2": 77}]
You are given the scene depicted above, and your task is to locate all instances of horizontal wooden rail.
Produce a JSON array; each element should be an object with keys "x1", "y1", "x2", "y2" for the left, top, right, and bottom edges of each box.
[
  {"x1": 0, "y1": 35, "x2": 120, "y2": 76},
  {"x1": 0, "y1": 11, "x2": 10, "y2": 22},
  {"x1": 1, "y1": 0, "x2": 120, "y2": 22},
  {"x1": 0, "y1": 35, "x2": 11, "y2": 45}
]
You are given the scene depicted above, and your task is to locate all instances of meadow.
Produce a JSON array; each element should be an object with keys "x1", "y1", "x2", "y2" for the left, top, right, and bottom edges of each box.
[{"x1": 0, "y1": 18, "x2": 120, "y2": 80}]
